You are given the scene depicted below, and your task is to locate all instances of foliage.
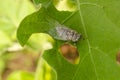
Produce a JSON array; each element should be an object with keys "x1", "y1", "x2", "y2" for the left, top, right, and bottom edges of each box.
[
  {"x1": 0, "y1": 0, "x2": 55, "y2": 80},
  {"x1": 17, "y1": 0, "x2": 120, "y2": 80},
  {"x1": 7, "y1": 71, "x2": 34, "y2": 80},
  {"x1": 0, "y1": 0, "x2": 35, "y2": 53}
]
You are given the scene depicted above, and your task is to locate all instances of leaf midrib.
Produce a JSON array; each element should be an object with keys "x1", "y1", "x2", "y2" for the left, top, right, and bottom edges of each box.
[{"x1": 71, "y1": 0, "x2": 100, "y2": 80}]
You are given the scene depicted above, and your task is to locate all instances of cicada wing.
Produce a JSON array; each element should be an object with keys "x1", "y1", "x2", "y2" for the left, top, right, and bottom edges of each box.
[{"x1": 48, "y1": 22, "x2": 81, "y2": 42}]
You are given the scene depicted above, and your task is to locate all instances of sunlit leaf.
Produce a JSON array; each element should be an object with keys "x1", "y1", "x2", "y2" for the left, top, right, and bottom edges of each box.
[
  {"x1": 7, "y1": 71, "x2": 34, "y2": 80},
  {"x1": 0, "y1": 0, "x2": 35, "y2": 51}
]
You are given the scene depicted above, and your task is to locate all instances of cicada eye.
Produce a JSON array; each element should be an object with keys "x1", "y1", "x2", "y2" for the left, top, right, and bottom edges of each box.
[{"x1": 72, "y1": 33, "x2": 81, "y2": 42}]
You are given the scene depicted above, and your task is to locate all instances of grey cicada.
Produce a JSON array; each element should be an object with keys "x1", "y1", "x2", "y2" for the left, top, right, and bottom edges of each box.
[{"x1": 49, "y1": 23, "x2": 81, "y2": 42}]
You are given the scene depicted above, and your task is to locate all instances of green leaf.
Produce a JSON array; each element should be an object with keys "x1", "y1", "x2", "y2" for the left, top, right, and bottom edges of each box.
[
  {"x1": 17, "y1": 0, "x2": 120, "y2": 80},
  {"x1": 33, "y1": 0, "x2": 51, "y2": 6},
  {"x1": 0, "y1": 31, "x2": 12, "y2": 50},
  {"x1": 7, "y1": 71, "x2": 34, "y2": 80},
  {"x1": 0, "y1": 59, "x2": 5, "y2": 73},
  {"x1": 17, "y1": 7, "x2": 53, "y2": 46},
  {"x1": 0, "y1": 0, "x2": 35, "y2": 51},
  {"x1": 17, "y1": 6, "x2": 71, "y2": 46},
  {"x1": 0, "y1": 0, "x2": 35, "y2": 35}
]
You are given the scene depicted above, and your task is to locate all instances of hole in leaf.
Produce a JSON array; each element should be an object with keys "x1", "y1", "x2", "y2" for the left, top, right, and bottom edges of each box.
[
  {"x1": 116, "y1": 51, "x2": 120, "y2": 64},
  {"x1": 53, "y1": 0, "x2": 77, "y2": 11},
  {"x1": 59, "y1": 43, "x2": 80, "y2": 64},
  {"x1": 28, "y1": 33, "x2": 54, "y2": 52}
]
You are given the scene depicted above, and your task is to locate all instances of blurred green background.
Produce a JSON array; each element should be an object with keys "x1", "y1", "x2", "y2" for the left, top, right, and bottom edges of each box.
[{"x1": 0, "y1": 0, "x2": 56, "y2": 80}]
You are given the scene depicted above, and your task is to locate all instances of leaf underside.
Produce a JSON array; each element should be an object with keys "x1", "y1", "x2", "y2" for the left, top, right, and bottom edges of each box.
[{"x1": 17, "y1": 0, "x2": 120, "y2": 80}]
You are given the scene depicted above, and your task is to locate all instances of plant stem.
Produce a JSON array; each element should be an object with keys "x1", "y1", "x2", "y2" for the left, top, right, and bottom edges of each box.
[
  {"x1": 0, "y1": 74, "x2": 2, "y2": 80},
  {"x1": 34, "y1": 51, "x2": 44, "y2": 80}
]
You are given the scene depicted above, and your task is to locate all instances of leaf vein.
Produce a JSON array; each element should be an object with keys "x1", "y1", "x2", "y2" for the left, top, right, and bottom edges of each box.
[
  {"x1": 62, "y1": 12, "x2": 76, "y2": 24},
  {"x1": 73, "y1": 0, "x2": 100, "y2": 80},
  {"x1": 80, "y1": 2, "x2": 103, "y2": 8}
]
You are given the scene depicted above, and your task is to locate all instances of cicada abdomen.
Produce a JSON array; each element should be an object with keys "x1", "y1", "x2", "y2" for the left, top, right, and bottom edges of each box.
[{"x1": 49, "y1": 24, "x2": 81, "y2": 42}]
